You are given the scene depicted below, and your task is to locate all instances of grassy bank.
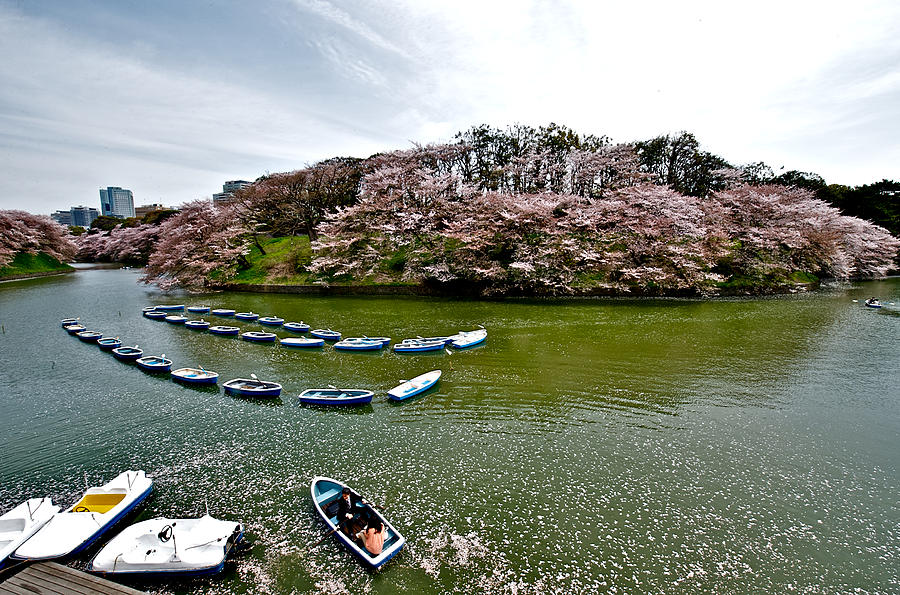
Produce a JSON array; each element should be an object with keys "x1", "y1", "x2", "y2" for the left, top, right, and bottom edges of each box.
[
  {"x1": 229, "y1": 236, "x2": 315, "y2": 285},
  {"x1": 0, "y1": 252, "x2": 74, "y2": 280}
]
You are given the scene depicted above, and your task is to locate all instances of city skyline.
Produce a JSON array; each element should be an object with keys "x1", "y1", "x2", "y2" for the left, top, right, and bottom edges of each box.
[{"x1": 1, "y1": 1, "x2": 899, "y2": 214}]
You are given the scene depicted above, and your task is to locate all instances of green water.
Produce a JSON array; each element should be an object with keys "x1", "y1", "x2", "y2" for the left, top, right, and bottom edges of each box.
[{"x1": 0, "y1": 269, "x2": 898, "y2": 594}]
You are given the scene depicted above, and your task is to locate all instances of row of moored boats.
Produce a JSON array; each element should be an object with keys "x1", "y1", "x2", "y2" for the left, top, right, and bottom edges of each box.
[{"x1": 141, "y1": 304, "x2": 488, "y2": 351}]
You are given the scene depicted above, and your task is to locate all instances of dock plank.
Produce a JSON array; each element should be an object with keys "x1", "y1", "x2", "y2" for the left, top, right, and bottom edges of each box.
[{"x1": 0, "y1": 562, "x2": 145, "y2": 595}]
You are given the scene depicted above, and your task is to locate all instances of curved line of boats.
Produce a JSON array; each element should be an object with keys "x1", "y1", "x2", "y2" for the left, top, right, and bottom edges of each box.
[
  {"x1": 62, "y1": 318, "x2": 447, "y2": 404},
  {"x1": 2, "y1": 472, "x2": 397, "y2": 577}
]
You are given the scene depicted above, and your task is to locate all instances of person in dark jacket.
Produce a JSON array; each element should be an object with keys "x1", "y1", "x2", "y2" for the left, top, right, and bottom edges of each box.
[{"x1": 336, "y1": 488, "x2": 370, "y2": 537}]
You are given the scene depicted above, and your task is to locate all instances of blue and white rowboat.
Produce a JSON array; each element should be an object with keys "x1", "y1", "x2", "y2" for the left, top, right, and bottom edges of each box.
[
  {"x1": 241, "y1": 331, "x2": 277, "y2": 342},
  {"x1": 144, "y1": 311, "x2": 167, "y2": 320},
  {"x1": 258, "y1": 316, "x2": 284, "y2": 327},
  {"x1": 298, "y1": 388, "x2": 374, "y2": 406},
  {"x1": 112, "y1": 346, "x2": 143, "y2": 361},
  {"x1": 234, "y1": 312, "x2": 259, "y2": 321},
  {"x1": 223, "y1": 378, "x2": 282, "y2": 398},
  {"x1": 97, "y1": 337, "x2": 122, "y2": 351},
  {"x1": 280, "y1": 337, "x2": 324, "y2": 348},
  {"x1": 310, "y1": 476, "x2": 405, "y2": 569},
  {"x1": 393, "y1": 340, "x2": 445, "y2": 353},
  {"x1": 171, "y1": 367, "x2": 219, "y2": 385},
  {"x1": 186, "y1": 306, "x2": 211, "y2": 313},
  {"x1": 65, "y1": 324, "x2": 86, "y2": 334},
  {"x1": 211, "y1": 309, "x2": 236, "y2": 317},
  {"x1": 136, "y1": 356, "x2": 172, "y2": 373},
  {"x1": 12, "y1": 471, "x2": 153, "y2": 562},
  {"x1": 449, "y1": 328, "x2": 487, "y2": 349},
  {"x1": 282, "y1": 322, "x2": 310, "y2": 333},
  {"x1": 60, "y1": 318, "x2": 79, "y2": 328},
  {"x1": 154, "y1": 305, "x2": 185, "y2": 311},
  {"x1": 333, "y1": 339, "x2": 384, "y2": 351},
  {"x1": 76, "y1": 331, "x2": 103, "y2": 343},
  {"x1": 388, "y1": 370, "x2": 442, "y2": 401},
  {"x1": 311, "y1": 329, "x2": 341, "y2": 341},
  {"x1": 209, "y1": 325, "x2": 240, "y2": 336},
  {"x1": 164, "y1": 315, "x2": 187, "y2": 324},
  {"x1": 184, "y1": 319, "x2": 211, "y2": 330}
]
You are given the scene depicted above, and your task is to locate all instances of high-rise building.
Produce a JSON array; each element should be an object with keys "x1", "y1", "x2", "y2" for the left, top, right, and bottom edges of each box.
[
  {"x1": 50, "y1": 210, "x2": 73, "y2": 226},
  {"x1": 70, "y1": 206, "x2": 99, "y2": 227},
  {"x1": 99, "y1": 186, "x2": 135, "y2": 218},
  {"x1": 134, "y1": 203, "x2": 166, "y2": 218},
  {"x1": 212, "y1": 180, "x2": 251, "y2": 205}
]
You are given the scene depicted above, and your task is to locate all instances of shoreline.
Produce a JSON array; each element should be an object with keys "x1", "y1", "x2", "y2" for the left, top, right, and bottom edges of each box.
[{"x1": 0, "y1": 269, "x2": 75, "y2": 283}]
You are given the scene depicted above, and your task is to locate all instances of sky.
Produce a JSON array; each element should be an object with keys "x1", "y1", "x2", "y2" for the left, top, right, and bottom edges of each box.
[{"x1": 1, "y1": 0, "x2": 899, "y2": 214}]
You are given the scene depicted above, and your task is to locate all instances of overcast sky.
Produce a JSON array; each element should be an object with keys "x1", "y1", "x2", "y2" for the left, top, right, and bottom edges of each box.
[{"x1": 1, "y1": 0, "x2": 898, "y2": 214}]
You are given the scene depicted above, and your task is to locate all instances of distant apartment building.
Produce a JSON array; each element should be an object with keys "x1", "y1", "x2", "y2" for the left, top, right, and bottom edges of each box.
[
  {"x1": 212, "y1": 180, "x2": 251, "y2": 205},
  {"x1": 50, "y1": 210, "x2": 73, "y2": 226},
  {"x1": 99, "y1": 186, "x2": 135, "y2": 218},
  {"x1": 70, "y1": 206, "x2": 99, "y2": 227},
  {"x1": 134, "y1": 203, "x2": 166, "y2": 218}
]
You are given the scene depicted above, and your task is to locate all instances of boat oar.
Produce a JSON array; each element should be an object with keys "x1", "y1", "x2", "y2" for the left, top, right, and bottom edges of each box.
[{"x1": 310, "y1": 517, "x2": 349, "y2": 550}]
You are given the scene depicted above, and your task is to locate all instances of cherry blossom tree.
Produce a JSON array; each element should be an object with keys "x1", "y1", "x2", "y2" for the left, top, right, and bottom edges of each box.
[{"x1": 0, "y1": 210, "x2": 77, "y2": 268}]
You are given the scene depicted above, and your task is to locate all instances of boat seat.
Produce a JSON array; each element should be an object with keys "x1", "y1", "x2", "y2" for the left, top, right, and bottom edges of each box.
[
  {"x1": 72, "y1": 492, "x2": 127, "y2": 513},
  {"x1": 317, "y1": 488, "x2": 342, "y2": 506},
  {"x1": 0, "y1": 518, "x2": 27, "y2": 534}
]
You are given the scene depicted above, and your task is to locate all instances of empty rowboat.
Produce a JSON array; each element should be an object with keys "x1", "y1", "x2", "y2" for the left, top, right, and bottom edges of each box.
[
  {"x1": 13, "y1": 471, "x2": 153, "y2": 561},
  {"x1": 136, "y1": 356, "x2": 172, "y2": 373},
  {"x1": 297, "y1": 388, "x2": 374, "y2": 406},
  {"x1": 209, "y1": 325, "x2": 240, "y2": 336},
  {"x1": 310, "y1": 476, "x2": 404, "y2": 569},
  {"x1": 89, "y1": 514, "x2": 244, "y2": 577},
  {"x1": 449, "y1": 328, "x2": 487, "y2": 349},
  {"x1": 223, "y1": 378, "x2": 282, "y2": 398},
  {"x1": 0, "y1": 498, "x2": 60, "y2": 569},
  {"x1": 186, "y1": 306, "x2": 211, "y2": 313},
  {"x1": 388, "y1": 370, "x2": 442, "y2": 401},
  {"x1": 97, "y1": 337, "x2": 122, "y2": 351},
  {"x1": 334, "y1": 339, "x2": 384, "y2": 351},
  {"x1": 112, "y1": 346, "x2": 143, "y2": 361},
  {"x1": 280, "y1": 337, "x2": 324, "y2": 348},
  {"x1": 144, "y1": 311, "x2": 167, "y2": 320},
  {"x1": 211, "y1": 309, "x2": 236, "y2": 317},
  {"x1": 282, "y1": 322, "x2": 310, "y2": 333},
  {"x1": 185, "y1": 319, "x2": 211, "y2": 330},
  {"x1": 241, "y1": 331, "x2": 277, "y2": 342},
  {"x1": 234, "y1": 312, "x2": 259, "y2": 321},
  {"x1": 60, "y1": 318, "x2": 79, "y2": 328},
  {"x1": 65, "y1": 324, "x2": 86, "y2": 335},
  {"x1": 164, "y1": 315, "x2": 187, "y2": 324},
  {"x1": 258, "y1": 316, "x2": 284, "y2": 326},
  {"x1": 76, "y1": 331, "x2": 103, "y2": 343},
  {"x1": 171, "y1": 368, "x2": 219, "y2": 385},
  {"x1": 311, "y1": 329, "x2": 341, "y2": 341},
  {"x1": 393, "y1": 340, "x2": 445, "y2": 353},
  {"x1": 154, "y1": 305, "x2": 185, "y2": 311}
]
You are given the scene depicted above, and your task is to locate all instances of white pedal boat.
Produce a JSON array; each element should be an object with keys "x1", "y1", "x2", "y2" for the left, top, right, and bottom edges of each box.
[
  {"x1": 89, "y1": 515, "x2": 244, "y2": 577},
  {"x1": 0, "y1": 498, "x2": 60, "y2": 569},
  {"x1": 13, "y1": 470, "x2": 153, "y2": 561}
]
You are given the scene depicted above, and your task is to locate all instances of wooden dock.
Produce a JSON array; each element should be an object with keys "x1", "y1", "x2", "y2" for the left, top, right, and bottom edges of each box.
[{"x1": 0, "y1": 562, "x2": 145, "y2": 594}]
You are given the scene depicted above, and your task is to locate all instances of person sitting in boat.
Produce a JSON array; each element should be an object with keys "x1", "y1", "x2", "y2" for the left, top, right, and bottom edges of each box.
[
  {"x1": 356, "y1": 518, "x2": 386, "y2": 556},
  {"x1": 336, "y1": 488, "x2": 369, "y2": 535}
]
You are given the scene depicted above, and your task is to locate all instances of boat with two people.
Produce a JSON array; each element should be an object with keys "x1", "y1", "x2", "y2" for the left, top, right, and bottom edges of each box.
[{"x1": 310, "y1": 476, "x2": 404, "y2": 569}]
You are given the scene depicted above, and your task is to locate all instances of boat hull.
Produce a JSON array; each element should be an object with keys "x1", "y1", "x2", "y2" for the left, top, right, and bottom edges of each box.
[
  {"x1": 258, "y1": 317, "x2": 284, "y2": 326},
  {"x1": 280, "y1": 338, "x2": 324, "y2": 348},
  {"x1": 97, "y1": 339, "x2": 122, "y2": 351},
  {"x1": 223, "y1": 379, "x2": 282, "y2": 398},
  {"x1": 334, "y1": 340, "x2": 383, "y2": 351},
  {"x1": 211, "y1": 309, "x2": 236, "y2": 317},
  {"x1": 171, "y1": 368, "x2": 219, "y2": 385},
  {"x1": 241, "y1": 332, "x2": 277, "y2": 342},
  {"x1": 310, "y1": 330, "x2": 341, "y2": 341},
  {"x1": 282, "y1": 322, "x2": 310, "y2": 333},
  {"x1": 186, "y1": 306, "x2": 210, "y2": 313},
  {"x1": 393, "y1": 341, "x2": 445, "y2": 353},
  {"x1": 209, "y1": 326, "x2": 240, "y2": 336},
  {"x1": 154, "y1": 305, "x2": 184, "y2": 311},
  {"x1": 0, "y1": 498, "x2": 60, "y2": 569},
  {"x1": 185, "y1": 321, "x2": 211, "y2": 330},
  {"x1": 136, "y1": 357, "x2": 172, "y2": 373},
  {"x1": 112, "y1": 347, "x2": 143, "y2": 361}
]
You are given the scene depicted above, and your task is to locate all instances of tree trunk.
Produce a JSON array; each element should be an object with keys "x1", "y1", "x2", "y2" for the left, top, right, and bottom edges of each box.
[{"x1": 253, "y1": 233, "x2": 267, "y2": 255}]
